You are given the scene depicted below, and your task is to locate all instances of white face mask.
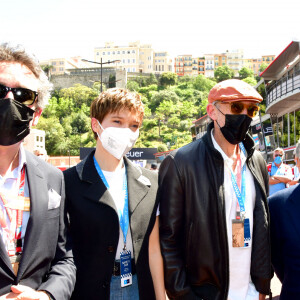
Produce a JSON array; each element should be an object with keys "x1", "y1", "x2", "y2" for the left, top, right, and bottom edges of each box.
[{"x1": 96, "y1": 120, "x2": 139, "y2": 160}]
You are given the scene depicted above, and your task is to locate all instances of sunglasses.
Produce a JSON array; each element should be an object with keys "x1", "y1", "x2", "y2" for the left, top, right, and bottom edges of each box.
[
  {"x1": 0, "y1": 84, "x2": 38, "y2": 106},
  {"x1": 215, "y1": 101, "x2": 260, "y2": 118}
]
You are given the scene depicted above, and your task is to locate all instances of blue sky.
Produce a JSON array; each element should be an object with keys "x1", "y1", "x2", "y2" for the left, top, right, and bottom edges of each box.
[{"x1": 1, "y1": 0, "x2": 300, "y2": 61}]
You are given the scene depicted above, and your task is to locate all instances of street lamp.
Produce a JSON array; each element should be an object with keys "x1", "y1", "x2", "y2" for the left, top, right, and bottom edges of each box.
[{"x1": 82, "y1": 58, "x2": 121, "y2": 92}]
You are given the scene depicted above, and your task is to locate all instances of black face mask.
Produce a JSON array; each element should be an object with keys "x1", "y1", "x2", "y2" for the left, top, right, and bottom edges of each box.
[
  {"x1": 0, "y1": 98, "x2": 34, "y2": 146},
  {"x1": 217, "y1": 114, "x2": 252, "y2": 145}
]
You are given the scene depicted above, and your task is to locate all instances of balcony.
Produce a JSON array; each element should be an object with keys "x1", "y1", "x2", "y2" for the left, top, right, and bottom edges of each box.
[{"x1": 266, "y1": 69, "x2": 300, "y2": 115}]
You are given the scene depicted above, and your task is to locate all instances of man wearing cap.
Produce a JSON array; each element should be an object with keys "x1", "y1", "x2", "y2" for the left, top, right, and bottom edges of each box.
[
  {"x1": 158, "y1": 79, "x2": 271, "y2": 300},
  {"x1": 0, "y1": 44, "x2": 75, "y2": 299},
  {"x1": 268, "y1": 148, "x2": 293, "y2": 195}
]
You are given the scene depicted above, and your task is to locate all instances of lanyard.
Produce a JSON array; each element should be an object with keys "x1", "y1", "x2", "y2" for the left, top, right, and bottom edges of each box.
[
  {"x1": 93, "y1": 157, "x2": 129, "y2": 248},
  {"x1": 0, "y1": 165, "x2": 26, "y2": 255},
  {"x1": 230, "y1": 143, "x2": 246, "y2": 218}
]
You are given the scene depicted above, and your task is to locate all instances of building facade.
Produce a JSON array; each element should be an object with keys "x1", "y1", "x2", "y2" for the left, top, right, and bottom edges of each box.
[
  {"x1": 94, "y1": 41, "x2": 155, "y2": 73},
  {"x1": 174, "y1": 55, "x2": 193, "y2": 76},
  {"x1": 204, "y1": 54, "x2": 215, "y2": 78},
  {"x1": 40, "y1": 57, "x2": 92, "y2": 76},
  {"x1": 226, "y1": 49, "x2": 244, "y2": 76},
  {"x1": 153, "y1": 51, "x2": 173, "y2": 74}
]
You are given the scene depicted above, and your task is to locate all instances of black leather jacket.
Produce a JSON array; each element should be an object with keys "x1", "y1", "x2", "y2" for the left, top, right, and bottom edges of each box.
[{"x1": 158, "y1": 122, "x2": 271, "y2": 300}]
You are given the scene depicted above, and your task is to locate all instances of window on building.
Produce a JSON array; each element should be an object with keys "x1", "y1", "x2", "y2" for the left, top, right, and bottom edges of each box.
[
  {"x1": 127, "y1": 68, "x2": 130, "y2": 72},
  {"x1": 127, "y1": 50, "x2": 130, "y2": 54},
  {"x1": 103, "y1": 52, "x2": 105, "y2": 55},
  {"x1": 36, "y1": 136, "x2": 39, "y2": 142},
  {"x1": 122, "y1": 51, "x2": 125, "y2": 54},
  {"x1": 52, "y1": 68, "x2": 56, "y2": 72},
  {"x1": 96, "y1": 52, "x2": 99, "y2": 55},
  {"x1": 60, "y1": 61, "x2": 64, "y2": 65},
  {"x1": 162, "y1": 65, "x2": 164, "y2": 71},
  {"x1": 107, "y1": 52, "x2": 110, "y2": 55},
  {"x1": 40, "y1": 137, "x2": 43, "y2": 142},
  {"x1": 132, "y1": 59, "x2": 135, "y2": 63},
  {"x1": 132, "y1": 50, "x2": 135, "y2": 53},
  {"x1": 112, "y1": 51, "x2": 115, "y2": 55},
  {"x1": 128, "y1": 59, "x2": 130, "y2": 63},
  {"x1": 123, "y1": 59, "x2": 126, "y2": 63},
  {"x1": 52, "y1": 62, "x2": 56, "y2": 65},
  {"x1": 117, "y1": 51, "x2": 120, "y2": 54},
  {"x1": 132, "y1": 67, "x2": 136, "y2": 72}
]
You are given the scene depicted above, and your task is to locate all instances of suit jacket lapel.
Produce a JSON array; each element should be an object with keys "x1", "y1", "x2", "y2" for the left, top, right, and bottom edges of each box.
[
  {"x1": 125, "y1": 157, "x2": 151, "y2": 216},
  {"x1": 287, "y1": 186, "x2": 300, "y2": 241},
  {"x1": 0, "y1": 234, "x2": 13, "y2": 276},
  {"x1": 17, "y1": 153, "x2": 47, "y2": 279},
  {"x1": 77, "y1": 151, "x2": 117, "y2": 214}
]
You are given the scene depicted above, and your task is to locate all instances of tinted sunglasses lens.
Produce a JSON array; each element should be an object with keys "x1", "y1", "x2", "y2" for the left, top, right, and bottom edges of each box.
[
  {"x1": 247, "y1": 105, "x2": 259, "y2": 117},
  {"x1": 14, "y1": 88, "x2": 36, "y2": 105},
  {"x1": 0, "y1": 85, "x2": 8, "y2": 98},
  {"x1": 230, "y1": 102, "x2": 244, "y2": 114}
]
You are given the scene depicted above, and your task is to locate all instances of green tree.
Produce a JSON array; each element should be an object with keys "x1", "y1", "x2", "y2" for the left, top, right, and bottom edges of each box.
[
  {"x1": 239, "y1": 67, "x2": 254, "y2": 79},
  {"x1": 41, "y1": 64, "x2": 53, "y2": 78},
  {"x1": 149, "y1": 89, "x2": 180, "y2": 111},
  {"x1": 36, "y1": 116, "x2": 66, "y2": 155},
  {"x1": 160, "y1": 72, "x2": 178, "y2": 87},
  {"x1": 193, "y1": 75, "x2": 215, "y2": 92},
  {"x1": 242, "y1": 77, "x2": 257, "y2": 86},
  {"x1": 259, "y1": 63, "x2": 269, "y2": 73},
  {"x1": 126, "y1": 81, "x2": 140, "y2": 91},
  {"x1": 146, "y1": 73, "x2": 158, "y2": 85},
  {"x1": 214, "y1": 66, "x2": 234, "y2": 82}
]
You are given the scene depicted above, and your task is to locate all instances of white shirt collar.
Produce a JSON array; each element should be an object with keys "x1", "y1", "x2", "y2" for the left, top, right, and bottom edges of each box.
[
  {"x1": 3, "y1": 144, "x2": 27, "y2": 181},
  {"x1": 210, "y1": 129, "x2": 247, "y2": 168}
]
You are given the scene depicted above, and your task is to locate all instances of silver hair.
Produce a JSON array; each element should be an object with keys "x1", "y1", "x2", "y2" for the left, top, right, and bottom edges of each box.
[
  {"x1": 295, "y1": 141, "x2": 300, "y2": 159},
  {"x1": 0, "y1": 43, "x2": 53, "y2": 109},
  {"x1": 274, "y1": 147, "x2": 285, "y2": 159}
]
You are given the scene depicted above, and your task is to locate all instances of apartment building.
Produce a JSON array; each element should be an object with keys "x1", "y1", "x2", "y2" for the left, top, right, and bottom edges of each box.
[
  {"x1": 204, "y1": 54, "x2": 215, "y2": 78},
  {"x1": 94, "y1": 41, "x2": 154, "y2": 73},
  {"x1": 153, "y1": 51, "x2": 173, "y2": 74},
  {"x1": 40, "y1": 57, "x2": 91, "y2": 76},
  {"x1": 226, "y1": 49, "x2": 244, "y2": 76},
  {"x1": 174, "y1": 55, "x2": 193, "y2": 76},
  {"x1": 214, "y1": 53, "x2": 227, "y2": 68},
  {"x1": 191, "y1": 57, "x2": 205, "y2": 76},
  {"x1": 243, "y1": 55, "x2": 275, "y2": 75}
]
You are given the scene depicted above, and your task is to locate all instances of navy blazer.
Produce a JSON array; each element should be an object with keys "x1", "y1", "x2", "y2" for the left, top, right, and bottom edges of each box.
[
  {"x1": 0, "y1": 151, "x2": 76, "y2": 299},
  {"x1": 268, "y1": 184, "x2": 300, "y2": 299}
]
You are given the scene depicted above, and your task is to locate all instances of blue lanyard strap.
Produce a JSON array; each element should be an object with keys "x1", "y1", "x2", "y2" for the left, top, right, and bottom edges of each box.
[
  {"x1": 93, "y1": 156, "x2": 129, "y2": 246},
  {"x1": 230, "y1": 143, "x2": 247, "y2": 215}
]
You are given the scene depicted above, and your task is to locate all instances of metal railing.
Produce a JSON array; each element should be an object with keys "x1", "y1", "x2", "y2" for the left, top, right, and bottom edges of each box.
[{"x1": 266, "y1": 69, "x2": 300, "y2": 106}]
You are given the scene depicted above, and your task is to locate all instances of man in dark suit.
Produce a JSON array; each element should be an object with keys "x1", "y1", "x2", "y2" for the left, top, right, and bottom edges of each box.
[
  {"x1": 269, "y1": 142, "x2": 300, "y2": 300},
  {"x1": 0, "y1": 43, "x2": 76, "y2": 299}
]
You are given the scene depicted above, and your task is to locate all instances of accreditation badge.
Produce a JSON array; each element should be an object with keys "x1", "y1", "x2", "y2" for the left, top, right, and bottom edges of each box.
[
  {"x1": 232, "y1": 219, "x2": 244, "y2": 247},
  {"x1": 120, "y1": 250, "x2": 132, "y2": 287},
  {"x1": 232, "y1": 218, "x2": 251, "y2": 248}
]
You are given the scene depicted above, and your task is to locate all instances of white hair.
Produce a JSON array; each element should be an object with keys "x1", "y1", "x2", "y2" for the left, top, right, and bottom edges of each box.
[{"x1": 0, "y1": 43, "x2": 53, "y2": 109}]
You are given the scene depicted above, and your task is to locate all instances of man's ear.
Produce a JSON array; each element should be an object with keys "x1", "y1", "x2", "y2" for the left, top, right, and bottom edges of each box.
[
  {"x1": 91, "y1": 117, "x2": 99, "y2": 133},
  {"x1": 31, "y1": 107, "x2": 43, "y2": 126},
  {"x1": 206, "y1": 103, "x2": 217, "y2": 121}
]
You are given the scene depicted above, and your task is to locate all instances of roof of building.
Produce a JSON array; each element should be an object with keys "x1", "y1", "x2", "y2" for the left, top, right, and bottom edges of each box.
[{"x1": 260, "y1": 41, "x2": 300, "y2": 80}]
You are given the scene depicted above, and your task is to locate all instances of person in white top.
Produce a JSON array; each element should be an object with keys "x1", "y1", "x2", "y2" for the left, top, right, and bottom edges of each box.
[
  {"x1": 159, "y1": 79, "x2": 271, "y2": 300},
  {"x1": 64, "y1": 88, "x2": 165, "y2": 300}
]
